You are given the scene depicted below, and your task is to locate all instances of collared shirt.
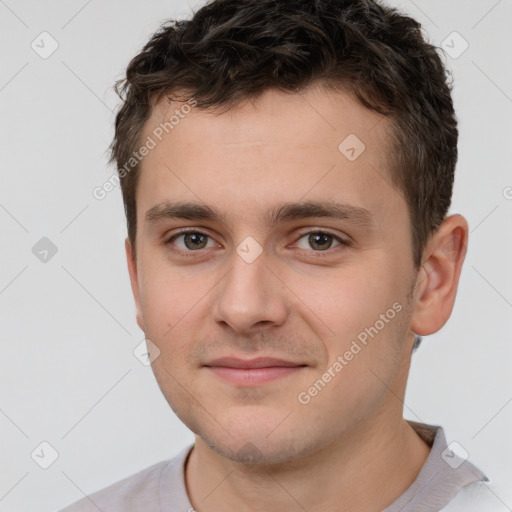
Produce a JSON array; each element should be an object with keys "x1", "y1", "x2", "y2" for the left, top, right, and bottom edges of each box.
[{"x1": 58, "y1": 421, "x2": 499, "y2": 512}]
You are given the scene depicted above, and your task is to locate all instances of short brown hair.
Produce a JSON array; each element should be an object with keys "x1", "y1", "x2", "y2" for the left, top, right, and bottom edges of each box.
[{"x1": 110, "y1": 0, "x2": 457, "y2": 268}]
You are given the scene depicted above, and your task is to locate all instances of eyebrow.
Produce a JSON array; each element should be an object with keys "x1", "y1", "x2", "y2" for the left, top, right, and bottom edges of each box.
[{"x1": 145, "y1": 200, "x2": 376, "y2": 230}]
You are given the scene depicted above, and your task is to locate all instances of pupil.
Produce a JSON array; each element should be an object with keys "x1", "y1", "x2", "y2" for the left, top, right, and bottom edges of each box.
[
  {"x1": 185, "y1": 232, "x2": 207, "y2": 250},
  {"x1": 310, "y1": 233, "x2": 332, "y2": 250}
]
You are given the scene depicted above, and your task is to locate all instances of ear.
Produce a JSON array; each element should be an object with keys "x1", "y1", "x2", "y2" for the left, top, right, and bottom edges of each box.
[
  {"x1": 125, "y1": 237, "x2": 145, "y2": 332},
  {"x1": 410, "y1": 214, "x2": 468, "y2": 336}
]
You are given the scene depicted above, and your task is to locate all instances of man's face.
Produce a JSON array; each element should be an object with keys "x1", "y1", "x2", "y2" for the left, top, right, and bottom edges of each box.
[{"x1": 127, "y1": 85, "x2": 419, "y2": 464}]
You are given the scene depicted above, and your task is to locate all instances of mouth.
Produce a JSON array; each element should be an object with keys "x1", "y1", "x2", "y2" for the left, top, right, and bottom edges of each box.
[{"x1": 204, "y1": 357, "x2": 308, "y2": 386}]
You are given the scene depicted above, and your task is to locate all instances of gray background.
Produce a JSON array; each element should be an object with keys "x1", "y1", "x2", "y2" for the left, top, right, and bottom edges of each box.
[{"x1": 0, "y1": 0, "x2": 511, "y2": 510}]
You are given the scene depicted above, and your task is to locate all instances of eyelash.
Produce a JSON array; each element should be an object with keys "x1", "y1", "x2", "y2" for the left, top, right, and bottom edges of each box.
[{"x1": 164, "y1": 228, "x2": 349, "y2": 258}]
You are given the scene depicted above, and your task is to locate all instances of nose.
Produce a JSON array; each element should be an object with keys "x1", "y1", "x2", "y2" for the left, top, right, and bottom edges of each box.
[{"x1": 212, "y1": 244, "x2": 289, "y2": 335}]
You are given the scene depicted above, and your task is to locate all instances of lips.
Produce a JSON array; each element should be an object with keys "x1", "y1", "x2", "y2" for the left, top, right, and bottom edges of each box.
[
  {"x1": 204, "y1": 357, "x2": 307, "y2": 369},
  {"x1": 204, "y1": 357, "x2": 307, "y2": 385}
]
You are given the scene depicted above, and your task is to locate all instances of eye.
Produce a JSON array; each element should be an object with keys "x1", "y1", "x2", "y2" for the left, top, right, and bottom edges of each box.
[
  {"x1": 165, "y1": 229, "x2": 217, "y2": 253},
  {"x1": 294, "y1": 229, "x2": 348, "y2": 252},
  {"x1": 164, "y1": 228, "x2": 349, "y2": 257}
]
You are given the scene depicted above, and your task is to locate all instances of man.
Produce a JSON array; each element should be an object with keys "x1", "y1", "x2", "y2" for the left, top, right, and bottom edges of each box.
[{"x1": 59, "y1": 0, "x2": 502, "y2": 510}]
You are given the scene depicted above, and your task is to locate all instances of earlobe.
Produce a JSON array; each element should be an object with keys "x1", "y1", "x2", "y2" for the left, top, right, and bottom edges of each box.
[
  {"x1": 410, "y1": 214, "x2": 468, "y2": 336},
  {"x1": 125, "y1": 237, "x2": 145, "y2": 332}
]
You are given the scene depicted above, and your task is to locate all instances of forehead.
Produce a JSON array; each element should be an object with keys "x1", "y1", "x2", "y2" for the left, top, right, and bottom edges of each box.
[
  {"x1": 144, "y1": 84, "x2": 389, "y2": 150},
  {"x1": 136, "y1": 85, "x2": 404, "y2": 230}
]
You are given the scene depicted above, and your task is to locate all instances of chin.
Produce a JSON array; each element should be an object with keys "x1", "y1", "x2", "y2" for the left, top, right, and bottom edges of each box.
[
  {"x1": 189, "y1": 411, "x2": 324, "y2": 468},
  {"x1": 204, "y1": 434, "x2": 310, "y2": 467}
]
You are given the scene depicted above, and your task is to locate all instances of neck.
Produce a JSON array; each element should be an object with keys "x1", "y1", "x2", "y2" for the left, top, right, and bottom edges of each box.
[{"x1": 185, "y1": 413, "x2": 431, "y2": 512}]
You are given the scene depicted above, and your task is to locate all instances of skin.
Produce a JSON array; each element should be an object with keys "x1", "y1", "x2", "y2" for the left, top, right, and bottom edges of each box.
[{"x1": 125, "y1": 84, "x2": 468, "y2": 512}]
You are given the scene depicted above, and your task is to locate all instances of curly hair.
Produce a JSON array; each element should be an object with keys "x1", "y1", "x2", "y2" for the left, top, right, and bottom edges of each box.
[{"x1": 110, "y1": 0, "x2": 457, "y2": 269}]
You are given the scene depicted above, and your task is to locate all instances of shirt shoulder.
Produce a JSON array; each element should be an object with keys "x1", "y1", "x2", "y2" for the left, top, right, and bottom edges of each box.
[
  {"x1": 439, "y1": 481, "x2": 510, "y2": 512},
  {"x1": 57, "y1": 446, "x2": 193, "y2": 512},
  {"x1": 57, "y1": 460, "x2": 168, "y2": 512}
]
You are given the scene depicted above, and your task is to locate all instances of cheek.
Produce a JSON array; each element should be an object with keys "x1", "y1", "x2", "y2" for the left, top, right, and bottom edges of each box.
[
  {"x1": 138, "y1": 258, "x2": 211, "y2": 333},
  {"x1": 291, "y1": 259, "x2": 399, "y2": 337},
  {"x1": 298, "y1": 261, "x2": 409, "y2": 389}
]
